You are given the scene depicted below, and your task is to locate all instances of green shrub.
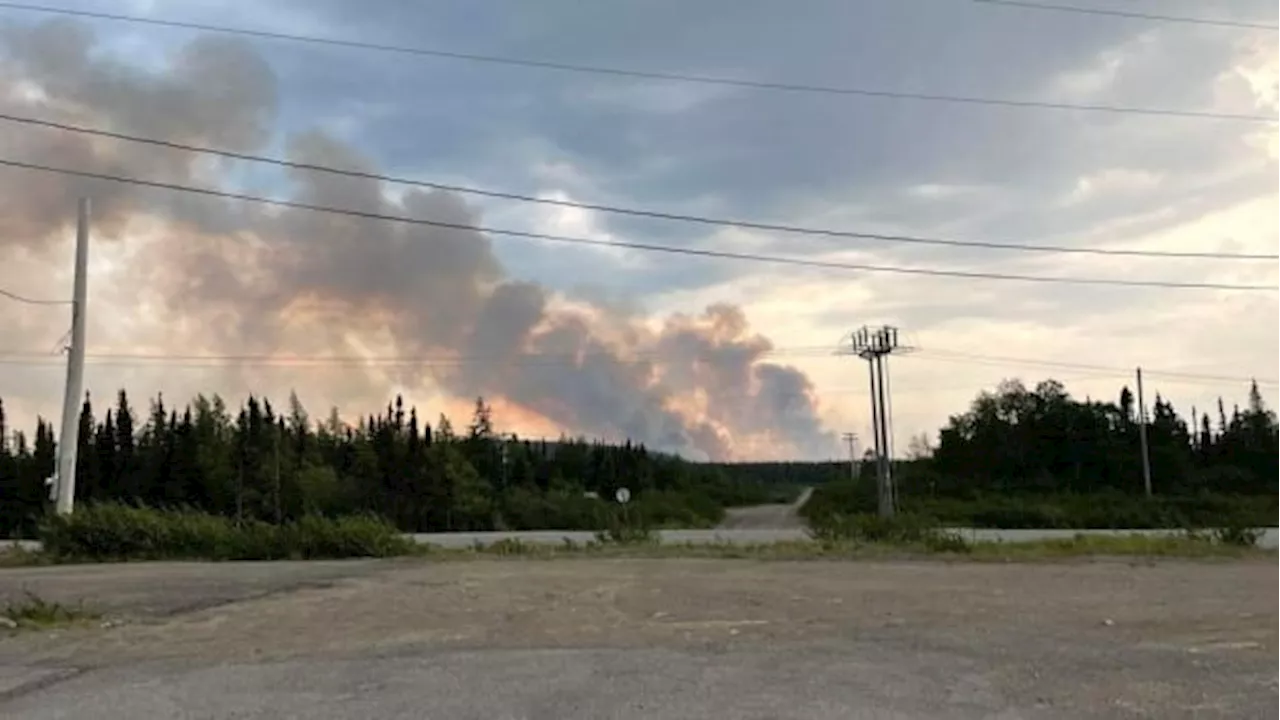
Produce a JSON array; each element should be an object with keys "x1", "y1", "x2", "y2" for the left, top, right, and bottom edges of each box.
[
  {"x1": 498, "y1": 488, "x2": 725, "y2": 532},
  {"x1": 482, "y1": 538, "x2": 536, "y2": 556},
  {"x1": 798, "y1": 481, "x2": 877, "y2": 524},
  {"x1": 3, "y1": 591, "x2": 98, "y2": 629},
  {"x1": 923, "y1": 530, "x2": 972, "y2": 553},
  {"x1": 1213, "y1": 524, "x2": 1263, "y2": 547},
  {"x1": 281, "y1": 514, "x2": 414, "y2": 559},
  {"x1": 806, "y1": 512, "x2": 964, "y2": 550},
  {"x1": 899, "y1": 492, "x2": 1275, "y2": 531},
  {"x1": 593, "y1": 505, "x2": 657, "y2": 545},
  {"x1": 39, "y1": 503, "x2": 413, "y2": 561}
]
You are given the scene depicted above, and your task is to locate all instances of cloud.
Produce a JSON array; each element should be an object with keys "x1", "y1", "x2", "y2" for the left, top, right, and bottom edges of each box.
[
  {"x1": 0, "y1": 1, "x2": 1274, "y2": 459},
  {"x1": 0, "y1": 18, "x2": 838, "y2": 460}
]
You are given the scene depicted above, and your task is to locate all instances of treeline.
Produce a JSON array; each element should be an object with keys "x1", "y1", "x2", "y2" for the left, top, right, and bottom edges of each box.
[
  {"x1": 0, "y1": 392, "x2": 774, "y2": 538},
  {"x1": 922, "y1": 378, "x2": 1277, "y2": 498},
  {"x1": 793, "y1": 378, "x2": 1278, "y2": 529}
]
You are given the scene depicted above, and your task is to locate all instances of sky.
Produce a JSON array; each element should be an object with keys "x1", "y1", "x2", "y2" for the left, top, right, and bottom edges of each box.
[{"x1": 0, "y1": 0, "x2": 1276, "y2": 461}]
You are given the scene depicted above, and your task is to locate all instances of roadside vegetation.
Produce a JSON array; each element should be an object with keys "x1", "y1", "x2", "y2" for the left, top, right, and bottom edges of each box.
[
  {"x1": 800, "y1": 482, "x2": 1275, "y2": 531},
  {"x1": 1, "y1": 591, "x2": 99, "y2": 630},
  {"x1": 37, "y1": 503, "x2": 414, "y2": 562},
  {"x1": 0, "y1": 376, "x2": 1273, "y2": 559},
  {"x1": 0, "y1": 504, "x2": 1265, "y2": 566},
  {"x1": 1, "y1": 393, "x2": 787, "y2": 539}
]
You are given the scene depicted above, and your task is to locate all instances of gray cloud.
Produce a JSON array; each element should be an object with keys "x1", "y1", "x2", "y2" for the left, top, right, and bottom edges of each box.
[
  {"x1": 0, "y1": 0, "x2": 1273, "y2": 454},
  {"x1": 0, "y1": 18, "x2": 838, "y2": 460}
]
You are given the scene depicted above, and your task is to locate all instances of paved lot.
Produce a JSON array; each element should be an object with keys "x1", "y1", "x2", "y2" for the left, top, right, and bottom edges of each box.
[{"x1": 0, "y1": 557, "x2": 1275, "y2": 718}]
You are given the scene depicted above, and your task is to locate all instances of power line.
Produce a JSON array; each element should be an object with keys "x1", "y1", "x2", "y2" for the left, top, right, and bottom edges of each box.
[
  {"x1": 0, "y1": 287, "x2": 70, "y2": 306},
  {"x1": 1, "y1": 345, "x2": 1270, "y2": 389},
  {"x1": 0, "y1": 2, "x2": 1273, "y2": 123},
  {"x1": 0, "y1": 345, "x2": 841, "y2": 370},
  {"x1": 910, "y1": 348, "x2": 1278, "y2": 386},
  {"x1": 1, "y1": 158, "x2": 1275, "y2": 292},
  {"x1": 5, "y1": 113, "x2": 1274, "y2": 262},
  {"x1": 970, "y1": 0, "x2": 1278, "y2": 30},
  {"x1": 0, "y1": 349, "x2": 1255, "y2": 395}
]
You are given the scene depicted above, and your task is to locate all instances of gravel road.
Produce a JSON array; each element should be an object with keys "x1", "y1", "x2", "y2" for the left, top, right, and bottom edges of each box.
[
  {"x1": 0, "y1": 557, "x2": 1275, "y2": 718},
  {"x1": 716, "y1": 487, "x2": 814, "y2": 530}
]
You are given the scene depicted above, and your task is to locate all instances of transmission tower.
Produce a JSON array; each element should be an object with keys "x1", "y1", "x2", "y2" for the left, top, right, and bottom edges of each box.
[{"x1": 845, "y1": 326, "x2": 910, "y2": 518}]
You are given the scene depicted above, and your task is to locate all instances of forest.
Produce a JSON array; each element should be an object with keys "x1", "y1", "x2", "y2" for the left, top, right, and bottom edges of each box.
[
  {"x1": 801, "y1": 378, "x2": 1278, "y2": 528},
  {"x1": 0, "y1": 392, "x2": 776, "y2": 537},
  {"x1": 1, "y1": 376, "x2": 1276, "y2": 537}
]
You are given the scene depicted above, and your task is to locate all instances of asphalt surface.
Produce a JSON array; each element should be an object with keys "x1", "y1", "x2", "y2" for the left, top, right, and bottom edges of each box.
[{"x1": 0, "y1": 558, "x2": 1275, "y2": 718}]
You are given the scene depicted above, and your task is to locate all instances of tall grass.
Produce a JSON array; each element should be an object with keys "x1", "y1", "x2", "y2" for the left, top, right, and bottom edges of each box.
[
  {"x1": 39, "y1": 504, "x2": 415, "y2": 561},
  {"x1": 801, "y1": 482, "x2": 1276, "y2": 530},
  {"x1": 807, "y1": 512, "x2": 972, "y2": 553}
]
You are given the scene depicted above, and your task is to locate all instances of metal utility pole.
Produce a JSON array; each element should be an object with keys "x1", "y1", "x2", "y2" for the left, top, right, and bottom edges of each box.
[
  {"x1": 847, "y1": 325, "x2": 908, "y2": 518},
  {"x1": 842, "y1": 432, "x2": 860, "y2": 481},
  {"x1": 54, "y1": 198, "x2": 90, "y2": 516},
  {"x1": 1136, "y1": 367, "x2": 1153, "y2": 497}
]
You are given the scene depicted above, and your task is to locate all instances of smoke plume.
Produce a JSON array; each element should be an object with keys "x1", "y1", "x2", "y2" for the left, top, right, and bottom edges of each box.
[{"x1": 0, "y1": 19, "x2": 838, "y2": 460}]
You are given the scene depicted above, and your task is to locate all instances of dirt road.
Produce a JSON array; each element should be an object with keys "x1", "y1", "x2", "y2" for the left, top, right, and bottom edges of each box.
[
  {"x1": 0, "y1": 557, "x2": 1275, "y2": 718},
  {"x1": 717, "y1": 486, "x2": 814, "y2": 530}
]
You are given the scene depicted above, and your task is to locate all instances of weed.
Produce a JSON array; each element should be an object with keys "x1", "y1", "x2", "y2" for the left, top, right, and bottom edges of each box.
[
  {"x1": 38, "y1": 504, "x2": 414, "y2": 562},
  {"x1": 806, "y1": 512, "x2": 964, "y2": 551},
  {"x1": 484, "y1": 538, "x2": 537, "y2": 556},
  {"x1": 2, "y1": 591, "x2": 99, "y2": 630},
  {"x1": 1213, "y1": 525, "x2": 1263, "y2": 547}
]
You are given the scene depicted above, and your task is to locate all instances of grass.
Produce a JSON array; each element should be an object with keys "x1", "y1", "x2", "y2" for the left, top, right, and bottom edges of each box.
[
  {"x1": 39, "y1": 504, "x2": 415, "y2": 562},
  {"x1": 5, "y1": 534, "x2": 1269, "y2": 566},
  {"x1": 421, "y1": 532, "x2": 1273, "y2": 562},
  {"x1": 12, "y1": 503, "x2": 1270, "y2": 566},
  {"x1": 800, "y1": 483, "x2": 1278, "y2": 530},
  {"x1": 963, "y1": 533, "x2": 1271, "y2": 560},
  {"x1": 2, "y1": 591, "x2": 99, "y2": 630},
  {"x1": 0, "y1": 544, "x2": 50, "y2": 568}
]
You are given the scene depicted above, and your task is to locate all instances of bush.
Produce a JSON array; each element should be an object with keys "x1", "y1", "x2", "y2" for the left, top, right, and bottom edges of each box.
[
  {"x1": 281, "y1": 515, "x2": 415, "y2": 559},
  {"x1": 900, "y1": 492, "x2": 1276, "y2": 530},
  {"x1": 594, "y1": 505, "x2": 657, "y2": 545},
  {"x1": 1213, "y1": 524, "x2": 1263, "y2": 547},
  {"x1": 39, "y1": 503, "x2": 414, "y2": 561},
  {"x1": 922, "y1": 530, "x2": 972, "y2": 553},
  {"x1": 482, "y1": 538, "x2": 536, "y2": 556},
  {"x1": 498, "y1": 488, "x2": 725, "y2": 532},
  {"x1": 798, "y1": 481, "x2": 877, "y2": 524},
  {"x1": 807, "y1": 511, "x2": 969, "y2": 552}
]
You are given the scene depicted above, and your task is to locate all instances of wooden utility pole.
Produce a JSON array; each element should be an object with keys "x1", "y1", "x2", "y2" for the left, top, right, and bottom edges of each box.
[
  {"x1": 54, "y1": 198, "x2": 90, "y2": 515},
  {"x1": 842, "y1": 432, "x2": 859, "y2": 482},
  {"x1": 1136, "y1": 367, "x2": 1153, "y2": 497}
]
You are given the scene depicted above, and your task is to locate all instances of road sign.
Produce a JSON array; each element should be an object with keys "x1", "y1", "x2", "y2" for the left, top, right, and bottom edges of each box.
[{"x1": 614, "y1": 487, "x2": 631, "y2": 504}]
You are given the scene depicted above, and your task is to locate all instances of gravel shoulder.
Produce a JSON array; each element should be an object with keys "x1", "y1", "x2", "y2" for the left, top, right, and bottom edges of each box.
[{"x1": 0, "y1": 557, "x2": 1275, "y2": 718}]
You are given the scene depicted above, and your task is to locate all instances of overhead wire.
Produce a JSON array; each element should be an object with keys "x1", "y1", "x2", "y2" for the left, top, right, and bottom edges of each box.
[
  {"x1": 968, "y1": 0, "x2": 1278, "y2": 30},
  {"x1": 3, "y1": 113, "x2": 1273, "y2": 262},
  {"x1": 1, "y1": 158, "x2": 1275, "y2": 292},
  {"x1": 0, "y1": 287, "x2": 70, "y2": 306},
  {"x1": 0, "y1": 2, "x2": 1273, "y2": 122},
  {"x1": 0, "y1": 345, "x2": 840, "y2": 368},
  {"x1": 0, "y1": 344, "x2": 1269, "y2": 389},
  {"x1": 908, "y1": 347, "x2": 1279, "y2": 386}
]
